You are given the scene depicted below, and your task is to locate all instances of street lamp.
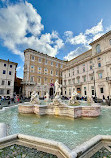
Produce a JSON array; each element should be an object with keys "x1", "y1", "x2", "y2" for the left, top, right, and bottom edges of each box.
[{"x1": 93, "y1": 63, "x2": 97, "y2": 102}]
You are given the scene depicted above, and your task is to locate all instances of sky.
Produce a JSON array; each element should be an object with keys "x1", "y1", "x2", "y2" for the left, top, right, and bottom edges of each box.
[{"x1": 0, "y1": 0, "x2": 111, "y2": 78}]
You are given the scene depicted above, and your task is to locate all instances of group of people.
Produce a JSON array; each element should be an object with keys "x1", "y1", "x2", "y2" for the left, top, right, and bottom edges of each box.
[{"x1": 0, "y1": 95, "x2": 23, "y2": 106}]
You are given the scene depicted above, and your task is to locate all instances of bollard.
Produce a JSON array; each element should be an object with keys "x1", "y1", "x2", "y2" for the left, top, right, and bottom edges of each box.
[{"x1": 0, "y1": 123, "x2": 7, "y2": 138}]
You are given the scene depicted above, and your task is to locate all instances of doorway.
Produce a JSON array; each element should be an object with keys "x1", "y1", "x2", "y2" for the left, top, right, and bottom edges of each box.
[{"x1": 49, "y1": 87, "x2": 53, "y2": 96}]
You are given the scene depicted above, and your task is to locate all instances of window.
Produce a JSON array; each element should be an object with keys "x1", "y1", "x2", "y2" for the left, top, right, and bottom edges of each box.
[
  {"x1": 90, "y1": 60, "x2": 92, "y2": 64},
  {"x1": 72, "y1": 78, "x2": 75, "y2": 84},
  {"x1": 51, "y1": 62, "x2": 53, "y2": 66},
  {"x1": 68, "y1": 79, "x2": 71, "y2": 85},
  {"x1": 83, "y1": 67, "x2": 85, "y2": 72},
  {"x1": 98, "y1": 63, "x2": 101, "y2": 67},
  {"x1": 38, "y1": 58, "x2": 41, "y2": 63},
  {"x1": 1, "y1": 80, "x2": 5, "y2": 85},
  {"x1": 30, "y1": 76, "x2": 34, "y2": 82},
  {"x1": 10, "y1": 65, "x2": 12, "y2": 68},
  {"x1": 61, "y1": 65, "x2": 63, "y2": 68},
  {"x1": 96, "y1": 44, "x2": 101, "y2": 53},
  {"x1": 44, "y1": 77, "x2": 47, "y2": 84},
  {"x1": 64, "y1": 80, "x2": 66, "y2": 85},
  {"x1": 83, "y1": 76, "x2": 86, "y2": 82},
  {"x1": 38, "y1": 76, "x2": 41, "y2": 83},
  {"x1": 91, "y1": 86, "x2": 94, "y2": 95},
  {"x1": 72, "y1": 68, "x2": 74, "y2": 75},
  {"x1": 30, "y1": 65, "x2": 34, "y2": 72},
  {"x1": 7, "y1": 90, "x2": 10, "y2": 94},
  {"x1": 109, "y1": 39, "x2": 111, "y2": 45},
  {"x1": 3, "y1": 70, "x2": 6, "y2": 74},
  {"x1": 98, "y1": 57, "x2": 101, "y2": 60},
  {"x1": 50, "y1": 70, "x2": 53, "y2": 75},
  {"x1": 4, "y1": 63, "x2": 6, "y2": 67},
  {"x1": 84, "y1": 87, "x2": 87, "y2": 95},
  {"x1": 0, "y1": 89, "x2": 4, "y2": 94},
  {"x1": 44, "y1": 68, "x2": 48, "y2": 74},
  {"x1": 98, "y1": 73, "x2": 102, "y2": 79},
  {"x1": 90, "y1": 65, "x2": 92, "y2": 70},
  {"x1": 77, "y1": 69, "x2": 79, "y2": 74},
  {"x1": 9, "y1": 71, "x2": 11, "y2": 75},
  {"x1": 8, "y1": 81, "x2": 11, "y2": 86},
  {"x1": 31, "y1": 56, "x2": 35, "y2": 61},
  {"x1": 45, "y1": 60, "x2": 48, "y2": 65},
  {"x1": 50, "y1": 79, "x2": 53, "y2": 83},
  {"x1": 56, "y1": 71, "x2": 58, "y2": 76},
  {"x1": 38, "y1": 67, "x2": 41, "y2": 74},
  {"x1": 69, "y1": 88, "x2": 71, "y2": 95},
  {"x1": 77, "y1": 78, "x2": 80, "y2": 83},
  {"x1": 100, "y1": 87, "x2": 104, "y2": 93},
  {"x1": 56, "y1": 63, "x2": 58, "y2": 67}
]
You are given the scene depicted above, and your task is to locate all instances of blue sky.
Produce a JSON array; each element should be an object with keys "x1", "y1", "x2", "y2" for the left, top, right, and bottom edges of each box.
[{"x1": 0, "y1": 0, "x2": 111, "y2": 78}]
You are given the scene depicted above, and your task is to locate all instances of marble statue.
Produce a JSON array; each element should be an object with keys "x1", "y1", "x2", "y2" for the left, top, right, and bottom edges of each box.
[
  {"x1": 30, "y1": 91, "x2": 40, "y2": 104},
  {"x1": 69, "y1": 90, "x2": 79, "y2": 105},
  {"x1": 55, "y1": 80, "x2": 62, "y2": 99}
]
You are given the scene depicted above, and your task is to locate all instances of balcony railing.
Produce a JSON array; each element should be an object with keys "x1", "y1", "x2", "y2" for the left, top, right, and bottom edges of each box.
[{"x1": 21, "y1": 81, "x2": 36, "y2": 85}]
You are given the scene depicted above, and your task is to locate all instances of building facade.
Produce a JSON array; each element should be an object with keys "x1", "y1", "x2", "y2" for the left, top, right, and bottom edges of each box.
[
  {"x1": 23, "y1": 31, "x2": 111, "y2": 100},
  {"x1": 62, "y1": 31, "x2": 111, "y2": 99},
  {"x1": 0, "y1": 59, "x2": 18, "y2": 98},
  {"x1": 22, "y1": 49, "x2": 66, "y2": 98}
]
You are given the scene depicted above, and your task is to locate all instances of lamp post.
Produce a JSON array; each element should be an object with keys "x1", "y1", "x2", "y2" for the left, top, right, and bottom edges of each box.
[{"x1": 93, "y1": 63, "x2": 97, "y2": 102}]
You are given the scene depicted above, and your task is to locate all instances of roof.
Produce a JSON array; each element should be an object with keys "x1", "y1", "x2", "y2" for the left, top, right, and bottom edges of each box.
[
  {"x1": 0, "y1": 59, "x2": 18, "y2": 66},
  {"x1": 24, "y1": 48, "x2": 67, "y2": 63},
  {"x1": 90, "y1": 30, "x2": 111, "y2": 46},
  {"x1": 68, "y1": 49, "x2": 92, "y2": 63}
]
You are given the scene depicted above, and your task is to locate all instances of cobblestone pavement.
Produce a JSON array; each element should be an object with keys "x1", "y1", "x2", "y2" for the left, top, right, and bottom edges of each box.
[
  {"x1": 0, "y1": 144, "x2": 58, "y2": 158},
  {"x1": 91, "y1": 147, "x2": 111, "y2": 158}
]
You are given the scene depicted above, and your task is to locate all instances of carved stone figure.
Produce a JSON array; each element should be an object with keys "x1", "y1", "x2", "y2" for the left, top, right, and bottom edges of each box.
[
  {"x1": 30, "y1": 91, "x2": 40, "y2": 104},
  {"x1": 87, "y1": 96, "x2": 94, "y2": 104},
  {"x1": 69, "y1": 90, "x2": 79, "y2": 105},
  {"x1": 55, "y1": 80, "x2": 62, "y2": 99}
]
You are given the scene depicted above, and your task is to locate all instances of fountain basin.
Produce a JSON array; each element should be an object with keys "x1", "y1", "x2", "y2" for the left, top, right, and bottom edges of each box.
[
  {"x1": 18, "y1": 102, "x2": 101, "y2": 118},
  {"x1": 18, "y1": 102, "x2": 34, "y2": 114}
]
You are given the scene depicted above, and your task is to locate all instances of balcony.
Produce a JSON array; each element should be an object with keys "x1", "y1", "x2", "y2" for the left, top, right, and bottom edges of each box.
[
  {"x1": 74, "y1": 82, "x2": 82, "y2": 86},
  {"x1": 21, "y1": 81, "x2": 36, "y2": 85}
]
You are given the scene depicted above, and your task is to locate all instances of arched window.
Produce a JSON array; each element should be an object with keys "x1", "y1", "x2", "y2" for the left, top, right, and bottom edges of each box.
[{"x1": 96, "y1": 44, "x2": 101, "y2": 53}]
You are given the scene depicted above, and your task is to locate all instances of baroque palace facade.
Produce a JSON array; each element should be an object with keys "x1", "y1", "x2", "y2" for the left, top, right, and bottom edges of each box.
[
  {"x1": 23, "y1": 31, "x2": 111, "y2": 99},
  {"x1": 22, "y1": 49, "x2": 66, "y2": 97},
  {"x1": 62, "y1": 31, "x2": 111, "y2": 99}
]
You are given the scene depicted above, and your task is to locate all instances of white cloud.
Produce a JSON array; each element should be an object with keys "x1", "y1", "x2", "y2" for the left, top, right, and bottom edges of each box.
[
  {"x1": 106, "y1": 25, "x2": 111, "y2": 32},
  {"x1": 64, "y1": 31, "x2": 73, "y2": 38},
  {"x1": 69, "y1": 33, "x2": 87, "y2": 45},
  {"x1": 93, "y1": 33, "x2": 104, "y2": 41},
  {"x1": 63, "y1": 20, "x2": 105, "y2": 60},
  {"x1": 64, "y1": 19, "x2": 104, "y2": 47},
  {"x1": 85, "y1": 20, "x2": 103, "y2": 35},
  {"x1": 0, "y1": 1, "x2": 64, "y2": 59},
  {"x1": 64, "y1": 46, "x2": 91, "y2": 61},
  {"x1": 16, "y1": 66, "x2": 21, "y2": 71}
]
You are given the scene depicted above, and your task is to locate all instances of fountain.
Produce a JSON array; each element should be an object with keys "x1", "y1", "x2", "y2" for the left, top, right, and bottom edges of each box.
[
  {"x1": 18, "y1": 80, "x2": 101, "y2": 118},
  {"x1": 69, "y1": 90, "x2": 80, "y2": 106}
]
